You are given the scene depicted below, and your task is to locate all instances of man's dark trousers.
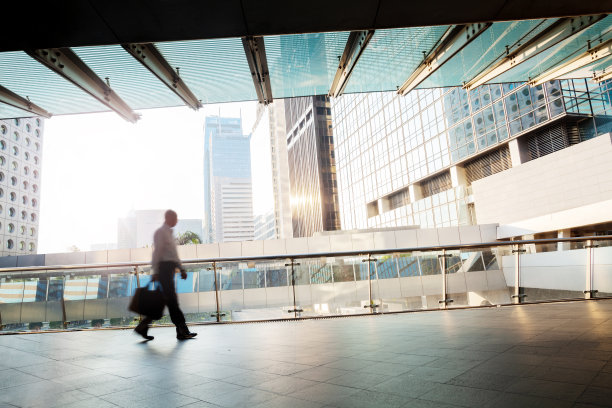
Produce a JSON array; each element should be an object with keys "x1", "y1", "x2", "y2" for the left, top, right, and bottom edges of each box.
[{"x1": 138, "y1": 261, "x2": 188, "y2": 335}]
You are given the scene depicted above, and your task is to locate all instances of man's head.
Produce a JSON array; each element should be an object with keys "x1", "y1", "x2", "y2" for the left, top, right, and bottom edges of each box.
[{"x1": 164, "y1": 209, "x2": 178, "y2": 227}]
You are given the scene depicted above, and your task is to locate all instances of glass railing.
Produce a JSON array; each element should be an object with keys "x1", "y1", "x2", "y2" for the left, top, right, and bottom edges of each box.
[{"x1": 1, "y1": 235, "x2": 611, "y2": 332}]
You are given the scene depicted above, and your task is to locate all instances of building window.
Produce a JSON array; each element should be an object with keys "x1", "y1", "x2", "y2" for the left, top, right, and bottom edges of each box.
[
  {"x1": 367, "y1": 201, "x2": 379, "y2": 218},
  {"x1": 21, "y1": 210, "x2": 27, "y2": 219},
  {"x1": 22, "y1": 196, "x2": 27, "y2": 205},
  {"x1": 30, "y1": 227, "x2": 35, "y2": 236},
  {"x1": 9, "y1": 192, "x2": 16, "y2": 202},
  {"x1": 14, "y1": 119, "x2": 20, "y2": 126},
  {"x1": 465, "y1": 145, "x2": 512, "y2": 184},
  {"x1": 11, "y1": 176, "x2": 17, "y2": 186},
  {"x1": 29, "y1": 242, "x2": 35, "y2": 252},
  {"x1": 0, "y1": 125, "x2": 6, "y2": 135},
  {"x1": 26, "y1": 123, "x2": 31, "y2": 132},
  {"x1": 23, "y1": 166, "x2": 29, "y2": 175},
  {"x1": 34, "y1": 156, "x2": 39, "y2": 165},
  {"x1": 31, "y1": 213, "x2": 37, "y2": 222},
  {"x1": 36, "y1": 118, "x2": 41, "y2": 127},
  {"x1": 9, "y1": 207, "x2": 15, "y2": 217},
  {"x1": 8, "y1": 223, "x2": 14, "y2": 233},
  {"x1": 20, "y1": 225, "x2": 25, "y2": 234},
  {"x1": 23, "y1": 181, "x2": 28, "y2": 190},
  {"x1": 421, "y1": 171, "x2": 453, "y2": 198},
  {"x1": 31, "y1": 198, "x2": 37, "y2": 208},
  {"x1": 33, "y1": 170, "x2": 38, "y2": 179},
  {"x1": 13, "y1": 131, "x2": 19, "y2": 141},
  {"x1": 0, "y1": 141, "x2": 6, "y2": 150},
  {"x1": 0, "y1": 156, "x2": 4, "y2": 166},
  {"x1": 11, "y1": 161, "x2": 17, "y2": 170},
  {"x1": 24, "y1": 152, "x2": 30, "y2": 161},
  {"x1": 32, "y1": 184, "x2": 38, "y2": 193},
  {"x1": 35, "y1": 129, "x2": 40, "y2": 138},
  {"x1": 7, "y1": 239, "x2": 14, "y2": 249},
  {"x1": 19, "y1": 241, "x2": 25, "y2": 251},
  {"x1": 35, "y1": 142, "x2": 40, "y2": 151},
  {"x1": 12, "y1": 146, "x2": 18, "y2": 156},
  {"x1": 25, "y1": 137, "x2": 30, "y2": 146},
  {"x1": 0, "y1": 173, "x2": 4, "y2": 182}
]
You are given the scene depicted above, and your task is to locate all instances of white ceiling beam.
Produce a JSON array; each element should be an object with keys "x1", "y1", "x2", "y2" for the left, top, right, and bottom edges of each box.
[
  {"x1": 122, "y1": 43, "x2": 202, "y2": 111},
  {"x1": 329, "y1": 30, "x2": 375, "y2": 98},
  {"x1": 243, "y1": 36, "x2": 273, "y2": 105},
  {"x1": 27, "y1": 47, "x2": 140, "y2": 123},
  {"x1": 530, "y1": 38, "x2": 612, "y2": 86},
  {"x1": 398, "y1": 23, "x2": 491, "y2": 96},
  {"x1": 464, "y1": 14, "x2": 608, "y2": 91},
  {"x1": 0, "y1": 84, "x2": 51, "y2": 118}
]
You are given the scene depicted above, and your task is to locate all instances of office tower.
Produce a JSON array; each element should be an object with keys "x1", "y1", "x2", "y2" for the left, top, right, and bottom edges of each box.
[
  {"x1": 332, "y1": 79, "x2": 612, "y2": 239},
  {"x1": 250, "y1": 103, "x2": 293, "y2": 241},
  {"x1": 117, "y1": 209, "x2": 204, "y2": 248},
  {"x1": 284, "y1": 96, "x2": 340, "y2": 238},
  {"x1": 203, "y1": 116, "x2": 254, "y2": 243},
  {"x1": 0, "y1": 117, "x2": 43, "y2": 256}
]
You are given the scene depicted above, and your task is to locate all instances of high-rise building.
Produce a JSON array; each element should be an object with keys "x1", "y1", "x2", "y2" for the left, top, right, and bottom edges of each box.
[
  {"x1": 250, "y1": 103, "x2": 293, "y2": 241},
  {"x1": 0, "y1": 117, "x2": 43, "y2": 256},
  {"x1": 332, "y1": 79, "x2": 612, "y2": 239},
  {"x1": 284, "y1": 96, "x2": 340, "y2": 238},
  {"x1": 203, "y1": 116, "x2": 254, "y2": 243},
  {"x1": 117, "y1": 209, "x2": 204, "y2": 248}
]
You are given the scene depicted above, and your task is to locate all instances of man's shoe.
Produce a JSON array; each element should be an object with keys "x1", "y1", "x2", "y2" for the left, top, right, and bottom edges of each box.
[
  {"x1": 134, "y1": 327, "x2": 154, "y2": 341},
  {"x1": 177, "y1": 332, "x2": 197, "y2": 340}
]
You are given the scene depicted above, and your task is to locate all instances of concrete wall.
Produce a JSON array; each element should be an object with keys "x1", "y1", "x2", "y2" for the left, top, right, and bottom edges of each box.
[
  {"x1": 502, "y1": 246, "x2": 612, "y2": 293},
  {"x1": 472, "y1": 133, "x2": 612, "y2": 238},
  {"x1": 36, "y1": 224, "x2": 499, "y2": 265}
]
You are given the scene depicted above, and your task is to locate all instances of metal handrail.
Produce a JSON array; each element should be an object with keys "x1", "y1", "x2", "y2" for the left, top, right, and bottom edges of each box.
[{"x1": 0, "y1": 234, "x2": 610, "y2": 275}]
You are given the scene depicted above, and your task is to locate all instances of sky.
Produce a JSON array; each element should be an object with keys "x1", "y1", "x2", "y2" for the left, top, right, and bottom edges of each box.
[{"x1": 38, "y1": 102, "x2": 258, "y2": 253}]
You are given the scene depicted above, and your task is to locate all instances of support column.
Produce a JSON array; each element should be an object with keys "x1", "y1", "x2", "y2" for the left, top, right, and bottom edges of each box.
[
  {"x1": 409, "y1": 184, "x2": 423, "y2": 203},
  {"x1": 508, "y1": 138, "x2": 529, "y2": 167},
  {"x1": 557, "y1": 229, "x2": 572, "y2": 251},
  {"x1": 450, "y1": 165, "x2": 467, "y2": 188}
]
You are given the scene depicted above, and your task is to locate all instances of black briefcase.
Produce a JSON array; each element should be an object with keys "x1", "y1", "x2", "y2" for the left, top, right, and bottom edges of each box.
[{"x1": 128, "y1": 282, "x2": 165, "y2": 320}]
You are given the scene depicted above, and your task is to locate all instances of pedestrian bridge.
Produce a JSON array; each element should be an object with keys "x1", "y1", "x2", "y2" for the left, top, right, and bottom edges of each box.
[
  {"x1": 0, "y1": 229, "x2": 610, "y2": 331},
  {"x1": 0, "y1": 300, "x2": 611, "y2": 407}
]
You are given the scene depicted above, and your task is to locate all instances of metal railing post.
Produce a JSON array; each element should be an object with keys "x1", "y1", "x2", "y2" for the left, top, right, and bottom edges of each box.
[
  {"x1": 61, "y1": 275, "x2": 68, "y2": 329},
  {"x1": 438, "y1": 249, "x2": 453, "y2": 309},
  {"x1": 285, "y1": 258, "x2": 303, "y2": 318},
  {"x1": 512, "y1": 244, "x2": 526, "y2": 304},
  {"x1": 362, "y1": 255, "x2": 379, "y2": 313},
  {"x1": 584, "y1": 240, "x2": 598, "y2": 299},
  {"x1": 134, "y1": 266, "x2": 140, "y2": 287},
  {"x1": 208, "y1": 263, "x2": 224, "y2": 322}
]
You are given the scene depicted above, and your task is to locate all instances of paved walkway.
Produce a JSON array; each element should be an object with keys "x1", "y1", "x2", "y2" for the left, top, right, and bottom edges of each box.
[{"x1": 1, "y1": 300, "x2": 611, "y2": 408}]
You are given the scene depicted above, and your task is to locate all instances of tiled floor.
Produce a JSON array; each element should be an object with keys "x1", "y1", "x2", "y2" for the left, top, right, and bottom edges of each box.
[{"x1": 1, "y1": 300, "x2": 612, "y2": 407}]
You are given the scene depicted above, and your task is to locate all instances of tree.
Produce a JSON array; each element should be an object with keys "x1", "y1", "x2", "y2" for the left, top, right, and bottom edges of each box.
[{"x1": 177, "y1": 231, "x2": 202, "y2": 245}]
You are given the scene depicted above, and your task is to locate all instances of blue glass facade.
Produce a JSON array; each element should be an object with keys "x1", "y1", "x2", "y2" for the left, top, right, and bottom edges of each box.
[{"x1": 332, "y1": 79, "x2": 612, "y2": 230}]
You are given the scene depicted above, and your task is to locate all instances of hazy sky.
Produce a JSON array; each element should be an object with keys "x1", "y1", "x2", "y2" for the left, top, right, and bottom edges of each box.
[{"x1": 38, "y1": 102, "x2": 258, "y2": 253}]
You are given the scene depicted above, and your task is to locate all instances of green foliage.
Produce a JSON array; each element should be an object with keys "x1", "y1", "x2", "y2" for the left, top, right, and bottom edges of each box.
[{"x1": 177, "y1": 231, "x2": 202, "y2": 245}]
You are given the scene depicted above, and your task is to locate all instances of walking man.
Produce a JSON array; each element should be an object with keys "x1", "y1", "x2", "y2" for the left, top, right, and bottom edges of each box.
[{"x1": 135, "y1": 209, "x2": 197, "y2": 340}]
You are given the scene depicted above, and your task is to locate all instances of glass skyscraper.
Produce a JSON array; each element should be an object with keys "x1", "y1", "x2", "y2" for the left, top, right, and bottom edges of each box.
[
  {"x1": 332, "y1": 79, "x2": 612, "y2": 231},
  {"x1": 285, "y1": 96, "x2": 340, "y2": 237},
  {"x1": 203, "y1": 116, "x2": 254, "y2": 243}
]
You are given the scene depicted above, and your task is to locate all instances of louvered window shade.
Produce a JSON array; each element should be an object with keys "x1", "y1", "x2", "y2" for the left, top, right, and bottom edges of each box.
[
  {"x1": 422, "y1": 172, "x2": 452, "y2": 198},
  {"x1": 527, "y1": 123, "x2": 569, "y2": 160},
  {"x1": 465, "y1": 146, "x2": 512, "y2": 184}
]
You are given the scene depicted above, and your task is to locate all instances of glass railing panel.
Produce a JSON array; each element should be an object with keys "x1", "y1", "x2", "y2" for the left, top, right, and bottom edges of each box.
[
  {"x1": 107, "y1": 267, "x2": 136, "y2": 327},
  {"x1": 264, "y1": 260, "x2": 292, "y2": 318},
  {"x1": 449, "y1": 247, "x2": 512, "y2": 307},
  {"x1": 194, "y1": 263, "x2": 219, "y2": 322},
  {"x1": 19, "y1": 275, "x2": 49, "y2": 330},
  {"x1": 373, "y1": 254, "x2": 403, "y2": 312},
  {"x1": 593, "y1": 244, "x2": 612, "y2": 297},
  {"x1": 0, "y1": 274, "x2": 25, "y2": 329},
  {"x1": 414, "y1": 251, "x2": 444, "y2": 309},
  {"x1": 214, "y1": 262, "x2": 244, "y2": 321},
  {"x1": 396, "y1": 253, "x2": 429, "y2": 310},
  {"x1": 174, "y1": 266, "x2": 199, "y2": 318},
  {"x1": 517, "y1": 242, "x2": 586, "y2": 302},
  {"x1": 82, "y1": 271, "x2": 110, "y2": 325}
]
